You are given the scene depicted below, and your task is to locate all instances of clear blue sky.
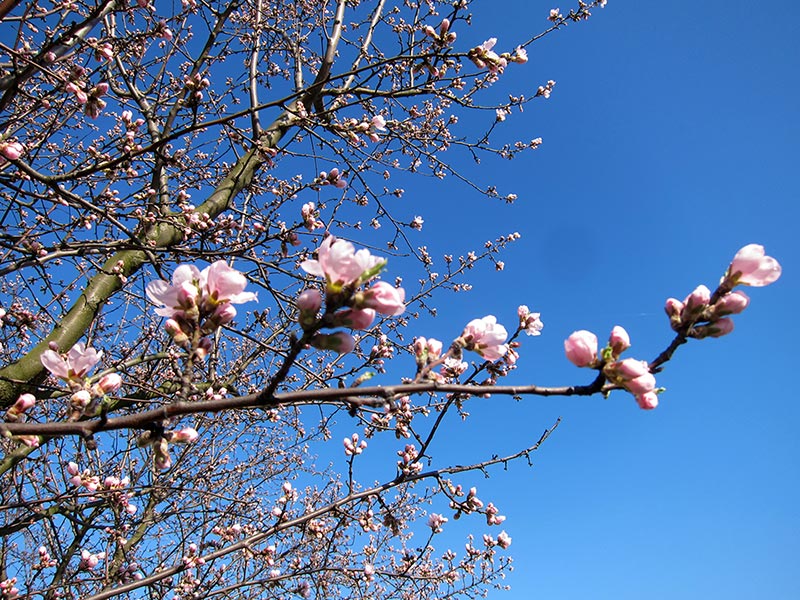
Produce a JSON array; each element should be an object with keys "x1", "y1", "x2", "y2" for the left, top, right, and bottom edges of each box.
[{"x1": 372, "y1": 2, "x2": 798, "y2": 598}]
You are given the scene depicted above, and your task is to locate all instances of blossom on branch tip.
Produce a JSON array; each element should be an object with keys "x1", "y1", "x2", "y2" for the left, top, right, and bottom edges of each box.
[
  {"x1": 459, "y1": 315, "x2": 508, "y2": 360},
  {"x1": 518, "y1": 305, "x2": 543, "y2": 336},
  {"x1": 497, "y1": 531, "x2": 512, "y2": 549},
  {"x1": 564, "y1": 330, "x2": 597, "y2": 367},
  {"x1": 607, "y1": 325, "x2": 630, "y2": 357},
  {"x1": 726, "y1": 244, "x2": 781, "y2": 287}
]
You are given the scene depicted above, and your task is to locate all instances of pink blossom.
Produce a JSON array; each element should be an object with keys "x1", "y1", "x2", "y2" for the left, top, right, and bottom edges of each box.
[
  {"x1": 564, "y1": 330, "x2": 597, "y2": 367},
  {"x1": 41, "y1": 342, "x2": 103, "y2": 381},
  {"x1": 612, "y1": 358, "x2": 649, "y2": 380},
  {"x1": 608, "y1": 325, "x2": 630, "y2": 356},
  {"x1": 460, "y1": 315, "x2": 508, "y2": 360},
  {"x1": 427, "y1": 513, "x2": 448, "y2": 532},
  {"x1": 712, "y1": 291, "x2": 750, "y2": 318},
  {"x1": 636, "y1": 392, "x2": 659, "y2": 410},
  {"x1": 497, "y1": 530, "x2": 512, "y2": 549},
  {"x1": 172, "y1": 427, "x2": 199, "y2": 443},
  {"x1": 692, "y1": 318, "x2": 735, "y2": 339},
  {"x1": 297, "y1": 288, "x2": 322, "y2": 314},
  {"x1": 94, "y1": 373, "x2": 122, "y2": 395},
  {"x1": 332, "y1": 308, "x2": 376, "y2": 330},
  {"x1": 626, "y1": 372, "x2": 656, "y2": 396},
  {"x1": 727, "y1": 244, "x2": 782, "y2": 287},
  {"x1": 301, "y1": 236, "x2": 386, "y2": 291},
  {"x1": 371, "y1": 115, "x2": 386, "y2": 131},
  {"x1": 146, "y1": 264, "x2": 203, "y2": 317},
  {"x1": 203, "y1": 261, "x2": 258, "y2": 307},
  {"x1": 683, "y1": 284, "x2": 711, "y2": 314},
  {"x1": 5, "y1": 393, "x2": 36, "y2": 422},
  {"x1": 311, "y1": 332, "x2": 356, "y2": 354},
  {"x1": 357, "y1": 281, "x2": 406, "y2": 316},
  {"x1": 0, "y1": 141, "x2": 24, "y2": 161},
  {"x1": 518, "y1": 305, "x2": 543, "y2": 336},
  {"x1": 146, "y1": 261, "x2": 256, "y2": 319}
]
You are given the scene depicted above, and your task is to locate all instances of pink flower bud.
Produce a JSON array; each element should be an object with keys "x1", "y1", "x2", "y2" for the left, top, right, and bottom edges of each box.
[
  {"x1": 427, "y1": 338, "x2": 443, "y2": 359},
  {"x1": 636, "y1": 391, "x2": 659, "y2": 410},
  {"x1": 357, "y1": 281, "x2": 406, "y2": 316},
  {"x1": 66, "y1": 461, "x2": 80, "y2": 476},
  {"x1": 211, "y1": 302, "x2": 237, "y2": 325},
  {"x1": 727, "y1": 244, "x2": 782, "y2": 287},
  {"x1": 683, "y1": 284, "x2": 711, "y2": 315},
  {"x1": 0, "y1": 141, "x2": 24, "y2": 161},
  {"x1": 608, "y1": 325, "x2": 630, "y2": 356},
  {"x1": 626, "y1": 372, "x2": 656, "y2": 395},
  {"x1": 332, "y1": 308, "x2": 376, "y2": 330},
  {"x1": 311, "y1": 332, "x2": 356, "y2": 354},
  {"x1": 713, "y1": 291, "x2": 750, "y2": 316},
  {"x1": 664, "y1": 297, "x2": 685, "y2": 329},
  {"x1": 13, "y1": 393, "x2": 36, "y2": 413},
  {"x1": 692, "y1": 318, "x2": 735, "y2": 339},
  {"x1": 95, "y1": 373, "x2": 122, "y2": 394},
  {"x1": 165, "y1": 319, "x2": 190, "y2": 344},
  {"x1": 564, "y1": 330, "x2": 598, "y2": 368},
  {"x1": 296, "y1": 288, "x2": 321, "y2": 315},
  {"x1": 172, "y1": 427, "x2": 199, "y2": 443},
  {"x1": 70, "y1": 390, "x2": 91, "y2": 408},
  {"x1": 611, "y1": 358, "x2": 650, "y2": 380},
  {"x1": 195, "y1": 337, "x2": 213, "y2": 361},
  {"x1": 497, "y1": 530, "x2": 512, "y2": 549}
]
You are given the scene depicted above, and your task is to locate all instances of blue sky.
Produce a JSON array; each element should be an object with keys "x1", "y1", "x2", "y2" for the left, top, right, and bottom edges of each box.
[{"x1": 379, "y1": 2, "x2": 799, "y2": 598}]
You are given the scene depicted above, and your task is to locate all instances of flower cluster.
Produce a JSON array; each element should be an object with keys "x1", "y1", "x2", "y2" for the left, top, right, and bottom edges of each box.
[
  {"x1": 40, "y1": 343, "x2": 123, "y2": 420},
  {"x1": 665, "y1": 244, "x2": 781, "y2": 338},
  {"x1": 468, "y1": 38, "x2": 528, "y2": 75},
  {"x1": 343, "y1": 433, "x2": 367, "y2": 456},
  {"x1": 565, "y1": 326, "x2": 658, "y2": 409},
  {"x1": 147, "y1": 260, "x2": 257, "y2": 348},
  {"x1": 299, "y1": 236, "x2": 406, "y2": 353},
  {"x1": 518, "y1": 305, "x2": 544, "y2": 336},
  {"x1": 423, "y1": 18, "x2": 457, "y2": 47},
  {"x1": 457, "y1": 315, "x2": 508, "y2": 361}
]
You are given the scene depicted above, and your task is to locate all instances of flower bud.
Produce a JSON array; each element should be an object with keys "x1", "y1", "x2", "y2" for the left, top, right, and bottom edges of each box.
[
  {"x1": 713, "y1": 291, "x2": 749, "y2": 317},
  {"x1": 564, "y1": 330, "x2": 598, "y2": 368},
  {"x1": 331, "y1": 308, "x2": 375, "y2": 330},
  {"x1": 311, "y1": 332, "x2": 356, "y2": 354},
  {"x1": 94, "y1": 373, "x2": 122, "y2": 395},
  {"x1": 726, "y1": 244, "x2": 782, "y2": 287},
  {"x1": 297, "y1": 289, "x2": 322, "y2": 326},
  {"x1": 692, "y1": 318, "x2": 735, "y2": 339},
  {"x1": 683, "y1": 284, "x2": 711, "y2": 316},
  {"x1": 608, "y1": 325, "x2": 630, "y2": 357},
  {"x1": 636, "y1": 391, "x2": 659, "y2": 410},
  {"x1": 664, "y1": 297, "x2": 685, "y2": 330},
  {"x1": 626, "y1": 372, "x2": 656, "y2": 395},
  {"x1": 172, "y1": 427, "x2": 199, "y2": 443}
]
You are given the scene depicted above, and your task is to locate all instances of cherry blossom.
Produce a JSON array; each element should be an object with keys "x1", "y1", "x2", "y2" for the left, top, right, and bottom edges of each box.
[
  {"x1": 459, "y1": 315, "x2": 508, "y2": 360},
  {"x1": 518, "y1": 305, "x2": 543, "y2": 336},
  {"x1": 40, "y1": 342, "x2": 103, "y2": 382},
  {"x1": 726, "y1": 244, "x2": 782, "y2": 287},
  {"x1": 146, "y1": 261, "x2": 256, "y2": 320},
  {"x1": 301, "y1": 236, "x2": 386, "y2": 292},
  {"x1": 356, "y1": 281, "x2": 406, "y2": 316},
  {"x1": 564, "y1": 330, "x2": 598, "y2": 368}
]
